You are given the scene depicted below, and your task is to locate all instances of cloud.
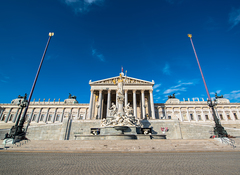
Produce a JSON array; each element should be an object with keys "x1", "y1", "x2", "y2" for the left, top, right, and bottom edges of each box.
[
  {"x1": 156, "y1": 89, "x2": 160, "y2": 92},
  {"x1": 204, "y1": 17, "x2": 219, "y2": 31},
  {"x1": 92, "y1": 48, "x2": 105, "y2": 62},
  {"x1": 210, "y1": 90, "x2": 221, "y2": 95},
  {"x1": 62, "y1": 0, "x2": 104, "y2": 13},
  {"x1": 0, "y1": 73, "x2": 9, "y2": 83},
  {"x1": 224, "y1": 90, "x2": 240, "y2": 101},
  {"x1": 162, "y1": 63, "x2": 170, "y2": 75},
  {"x1": 153, "y1": 83, "x2": 161, "y2": 90},
  {"x1": 229, "y1": 7, "x2": 240, "y2": 30},
  {"x1": 163, "y1": 80, "x2": 196, "y2": 94}
]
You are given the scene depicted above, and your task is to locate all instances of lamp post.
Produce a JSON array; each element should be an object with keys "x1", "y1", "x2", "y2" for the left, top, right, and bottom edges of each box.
[
  {"x1": 8, "y1": 32, "x2": 54, "y2": 141},
  {"x1": 188, "y1": 34, "x2": 228, "y2": 137}
]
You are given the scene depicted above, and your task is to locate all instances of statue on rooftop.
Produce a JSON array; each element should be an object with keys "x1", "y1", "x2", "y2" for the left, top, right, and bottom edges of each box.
[{"x1": 168, "y1": 93, "x2": 176, "y2": 99}]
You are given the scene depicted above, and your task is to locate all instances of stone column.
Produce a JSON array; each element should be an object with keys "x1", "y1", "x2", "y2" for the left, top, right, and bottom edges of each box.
[
  {"x1": 88, "y1": 89, "x2": 94, "y2": 119},
  {"x1": 230, "y1": 108, "x2": 235, "y2": 121},
  {"x1": 202, "y1": 108, "x2": 205, "y2": 122},
  {"x1": 149, "y1": 90, "x2": 155, "y2": 119},
  {"x1": 84, "y1": 108, "x2": 87, "y2": 120},
  {"x1": 116, "y1": 90, "x2": 118, "y2": 107},
  {"x1": 77, "y1": 108, "x2": 80, "y2": 119},
  {"x1": 237, "y1": 108, "x2": 240, "y2": 120},
  {"x1": 52, "y1": 108, "x2": 58, "y2": 123},
  {"x1": 13, "y1": 108, "x2": 20, "y2": 123},
  {"x1": 141, "y1": 90, "x2": 146, "y2": 119},
  {"x1": 133, "y1": 90, "x2": 137, "y2": 118},
  {"x1": 208, "y1": 108, "x2": 213, "y2": 121},
  {"x1": 223, "y1": 108, "x2": 228, "y2": 121},
  {"x1": 107, "y1": 90, "x2": 111, "y2": 117},
  {"x1": 44, "y1": 108, "x2": 50, "y2": 123},
  {"x1": 61, "y1": 108, "x2": 65, "y2": 122},
  {"x1": 125, "y1": 90, "x2": 128, "y2": 107},
  {"x1": 5, "y1": 108, "x2": 12, "y2": 123},
  {"x1": 98, "y1": 90, "x2": 103, "y2": 119},
  {"x1": 29, "y1": 108, "x2": 35, "y2": 123},
  {"x1": 36, "y1": 108, "x2": 42, "y2": 123},
  {"x1": 179, "y1": 108, "x2": 183, "y2": 121},
  {"x1": 0, "y1": 108, "x2": 4, "y2": 120},
  {"x1": 194, "y1": 108, "x2": 198, "y2": 122},
  {"x1": 186, "y1": 108, "x2": 190, "y2": 121}
]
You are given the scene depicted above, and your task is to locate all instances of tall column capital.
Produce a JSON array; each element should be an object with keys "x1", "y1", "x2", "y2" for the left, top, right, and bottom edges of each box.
[
  {"x1": 99, "y1": 89, "x2": 103, "y2": 93},
  {"x1": 141, "y1": 90, "x2": 145, "y2": 93},
  {"x1": 90, "y1": 89, "x2": 94, "y2": 92},
  {"x1": 108, "y1": 89, "x2": 111, "y2": 93},
  {"x1": 124, "y1": 89, "x2": 128, "y2": 93},
  {"x1": 149, "y1": 89, "x2": 153, "y2": 92},
  {"x1": 132, "y1": 90, "x2": 136, "y2": 93}
]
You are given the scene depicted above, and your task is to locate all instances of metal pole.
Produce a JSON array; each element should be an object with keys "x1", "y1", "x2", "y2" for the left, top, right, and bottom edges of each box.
[
  {"x1": 20, "y1": 32, "x2": 54, "y2": 133},
  {"x1": 188, "y1": 34, "x2": 228, "y2": 137}
]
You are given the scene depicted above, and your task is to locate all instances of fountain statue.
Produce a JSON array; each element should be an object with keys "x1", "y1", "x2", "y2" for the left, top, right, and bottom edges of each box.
[{"x1": 101, "y1": 72, "x2": 140, "y2": 128}]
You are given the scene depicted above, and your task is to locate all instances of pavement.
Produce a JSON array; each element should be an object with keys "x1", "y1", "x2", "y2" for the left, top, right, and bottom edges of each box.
[{"x1": 0, "y1": 152, "x2": 240, "y2": 175}]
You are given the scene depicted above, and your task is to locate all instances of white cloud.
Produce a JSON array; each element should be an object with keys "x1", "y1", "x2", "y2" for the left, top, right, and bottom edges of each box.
[
  {"x1": 210, "y1": 90, "x2": 221, "y2": 95},
  {"x1": 153, "y1": 83, "x2": 161, "y2": 89},
  {"x1": 224, "y1": 90, "x2": 240, "y2": 101},
  {"x1": 92, "y1": 48, "x2": 105, "y2": 62},
  {"x1": 163, "y1": 81, "x2": 196, "y2": 94},
  {"x1": 156, "y1": 89, "x2": 160, "y2": 92},
  {"x1": 229, "y1": 7, "x2": 240, "y2": 30},
  {"x1": 162, "y1": 63, "x2": 170, "y2": 75},
  {"x1": 62, "y1": 0, "x2": 104, "y2": 13},
  {"x1": 0, "y1": 73, "x2": 9, "y2": 83}
]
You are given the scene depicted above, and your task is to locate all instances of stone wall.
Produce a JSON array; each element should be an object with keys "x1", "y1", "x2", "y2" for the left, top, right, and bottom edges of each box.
[{"x1": 1, "y1": 120, "x2": 240, "y2": 141}]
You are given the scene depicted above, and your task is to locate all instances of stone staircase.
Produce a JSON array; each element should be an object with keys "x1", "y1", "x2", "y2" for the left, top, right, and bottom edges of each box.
[{"x1": 1, "y1": 139, "x2": 239, "y2": 152}]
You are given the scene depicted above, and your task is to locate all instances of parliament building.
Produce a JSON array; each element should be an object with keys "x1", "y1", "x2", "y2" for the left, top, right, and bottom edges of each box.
[{"x1": 0, "y1": 72, "x2": 240, "y2": 140}]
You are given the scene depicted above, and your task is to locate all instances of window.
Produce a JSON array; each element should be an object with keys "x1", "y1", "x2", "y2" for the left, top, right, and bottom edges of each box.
[
  {"x1": 205, "y1": 115, "x2": 209, "y2": 120},
  {"x1": 227, "y1": 115, "x2": 231, "y2": 120},
  {"x1": 198, "y1": 115, "x2": 201, "y2": 120},
  {"x1": 9, "y1": 114, "x2": 14, "y2": 121},
  {"x1": 233, "y1": 113, "x2": 238, "y2": 120},
  {"x1": 32, "y1": 114, "x2": 37, "y2": 121},
  {"x1": 1, "y1": 114, "x2": 6, "y2": 121},
  {"x1": 40, "y1": 114, "x2": 45, "y2": 121},
  {"x1": 190, "y1": 114, "x2": 194, "y2": 120},
  {"x1": 219, "y1": 114, "x2": 223, "y2": 120},
  {"x1": 48, "y1": 114, "x2": 52, "y2": 121},
  {"x1": 26, "y1": 114, "x2": 30, "y2": 121},
  {"x1": 56, "y1": 114, "x2": 60, "y2": 121},
  {"x1": 168, "y1": 116, "x2": 171, "y2": 119}
]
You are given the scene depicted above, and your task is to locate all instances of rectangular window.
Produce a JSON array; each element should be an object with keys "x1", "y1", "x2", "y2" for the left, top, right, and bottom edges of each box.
[
  {"x1": 190, "y1": 114, "x2": 194, "y2": 120},
  {"x1": 233, "y1": 113, "x2": 238, "y2": 120},
  {"x1": 205, "y1": 115, "x2": 209, "y2": 120},
  {"x1": 198, "y1": 115, "x2": 201, "y2": 120},
  {"x1": 9, "y1": 114, "x2": 14, "y2": 121},
  {"x1": 32, "y1": 114, "x2": 37, "y2": 121},
  {"x1": 219, "y1": 114, "x2": 223, "y2": 120},
  {"x1": 40, "y1": 114, "x2": 45, "y2": 121},
  {"x1": 56, "y1": 114, "x2": 60, "y2": 121},
  {"x1": 48, "y1": 114, "x2": 52, "y2": 121},
  {"x1": 1, "y1": 114, "x2": 6, "y2": 121},
  {"x1": 227, "y1": 115, "x2": 231, "y2": 120},
  {"x1": 168, "y1": 116, "x2": 171, "y2": 119}
]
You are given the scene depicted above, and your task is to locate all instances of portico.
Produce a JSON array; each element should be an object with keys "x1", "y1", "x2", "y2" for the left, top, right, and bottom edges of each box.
[{"x1": 88, "y1": 73, "x2": 156, "y2": 120}]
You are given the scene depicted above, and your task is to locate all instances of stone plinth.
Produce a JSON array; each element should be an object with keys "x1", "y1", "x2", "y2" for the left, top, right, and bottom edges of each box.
[{"x1": 100, "y1": 126, "x2": 139, "y2": 135}]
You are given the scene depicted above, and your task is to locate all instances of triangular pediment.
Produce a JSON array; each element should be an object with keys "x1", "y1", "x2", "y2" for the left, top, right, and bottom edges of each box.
[{"x1": 89, "y1": 76, "x2": 154, "y2": 85}]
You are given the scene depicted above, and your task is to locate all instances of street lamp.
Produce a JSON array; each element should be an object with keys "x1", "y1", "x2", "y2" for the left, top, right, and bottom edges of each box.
[
  {"x1": 4, "y1": 32, "x2": 54, "y2": 142},
  {"x1": 188, "y1": 34, "x2": 228, "y2": 137}
]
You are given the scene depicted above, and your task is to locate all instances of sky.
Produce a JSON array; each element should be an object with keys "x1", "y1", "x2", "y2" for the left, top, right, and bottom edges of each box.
[{"x1": 0, "y1": 0, "x2": 240, "y2": 104}]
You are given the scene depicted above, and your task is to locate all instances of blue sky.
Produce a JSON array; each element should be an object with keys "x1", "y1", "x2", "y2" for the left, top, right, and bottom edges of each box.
[{"x1": 0, "y1": 0, "x2": 240, "y2": 103}]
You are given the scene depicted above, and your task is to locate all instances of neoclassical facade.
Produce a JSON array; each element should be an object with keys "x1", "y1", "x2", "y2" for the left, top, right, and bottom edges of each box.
[{"x1": 0, "y1": 73, "x2": 240, "y2": 125}]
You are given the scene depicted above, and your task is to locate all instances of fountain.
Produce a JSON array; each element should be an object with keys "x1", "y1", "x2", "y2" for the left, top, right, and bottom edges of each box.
[{"x1": 99, "y1": 72, "x2": 141, "y2": 139}]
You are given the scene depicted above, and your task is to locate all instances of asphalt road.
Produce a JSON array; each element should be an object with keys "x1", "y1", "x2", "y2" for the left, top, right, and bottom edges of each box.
[{"x1": 0, "y1": 152, "x2": 239, "y2": 175}]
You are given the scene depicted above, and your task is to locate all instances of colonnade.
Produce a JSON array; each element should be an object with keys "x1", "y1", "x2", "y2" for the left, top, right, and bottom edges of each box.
[{"x1": 88, "y1": 89, "x2": 156, "y2": 120}]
